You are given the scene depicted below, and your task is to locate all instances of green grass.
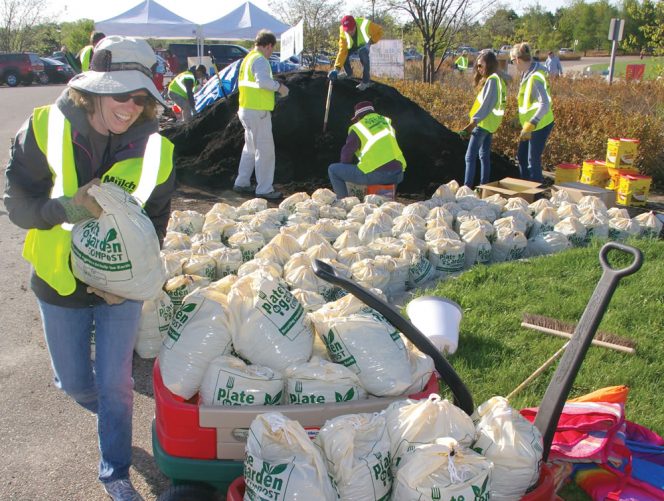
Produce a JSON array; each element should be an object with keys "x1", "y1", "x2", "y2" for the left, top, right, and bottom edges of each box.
[
  {"x1": 421, "y1": 238, "x2": 664, "y2": 435},
  {"x1": 588, "y1": 57, "x2": 664, "y2": 79}
]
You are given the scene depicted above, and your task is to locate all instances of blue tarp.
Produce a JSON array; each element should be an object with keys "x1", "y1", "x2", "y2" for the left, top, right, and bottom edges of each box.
[{"x1": 194, "y1": 59, "x2": 300, "y2": 113}]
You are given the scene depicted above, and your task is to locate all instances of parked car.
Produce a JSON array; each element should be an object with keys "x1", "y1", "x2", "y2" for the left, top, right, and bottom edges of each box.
[
  {"x1": 301, "y1": 53, "x2": 332, "y2": 66},
  {"x1": 455, "y1": 46, "x2": 478, "y2": 56},
  {"x1": 39, "y1": 57, "x2": 76, "y2": 84},
  {"x1": 404, "y1": 48, "x2": 423, "y2": 61},
  {"x1": 0, "y1": 52, "x2": 45, "y2": 87},
  {"x1": 168, "y1": 43, "x2": 249, "y2": 71},
  {"x1": 559, "y1": 48, "x2": 574, "y2": 54},
  {"x1": 498, "y1": 45, "x2": 512, "y2": 55},
  {"x1": 269, "y1": 52, "x2": 302, "y2": 65}
]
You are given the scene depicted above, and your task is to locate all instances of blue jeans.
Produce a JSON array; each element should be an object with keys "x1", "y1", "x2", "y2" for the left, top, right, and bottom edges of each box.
[
  {"x1": 464, "y1": 127, "x2": 493, "y2": 188},
  {"x1": 328, "y1": 162, "x2": 404, "y2": 198},
  {"x1": 518, "y1": 122, "x2": 554, "y2": 182},
  {"x1": 38, "y1": 299, "x2": 143, "y2": 483},
  {"x1": 344, "y1": 45, "x2": 371, "y2": 84}
]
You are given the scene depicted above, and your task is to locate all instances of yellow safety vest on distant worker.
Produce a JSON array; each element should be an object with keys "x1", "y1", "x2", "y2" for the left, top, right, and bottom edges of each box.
[
  {"x1": 22, "y1": 105, "x2": 174, "y2": 296},
  {"x1": 79, "y1": 45, "x2": 93, "y2": 71},
  {"x1": 518, "y1": 70, "x2": 554, "y2": 130},
  {"x1": 343, "y1": 17, "x2": 372, "y2": 50},
  {"x1": 455, "y1": 55, "x2": 468, "y2": 71},
  {"x1": 238, "y1": 50, "x2": 275, "y2": 111},
  {"x1": 168, "y1": 71, "x2": 196, "y2": 99},
  {"x1": 349, "y1": 113, "x2": 407, "y2": 174},
  {"x1": 469, "y1": 73, "x2": 506, "y2": 134}
]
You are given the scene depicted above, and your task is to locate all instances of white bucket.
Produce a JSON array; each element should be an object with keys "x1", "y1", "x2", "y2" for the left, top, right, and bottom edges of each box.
[{"x1": 406, "y1": 296, "x2": 462, "y2": 354}]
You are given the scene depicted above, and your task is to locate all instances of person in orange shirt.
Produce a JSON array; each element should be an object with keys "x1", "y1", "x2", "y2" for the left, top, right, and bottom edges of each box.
[{"x1": 328, "y1": 15, "x2": 383, "y2": 91}]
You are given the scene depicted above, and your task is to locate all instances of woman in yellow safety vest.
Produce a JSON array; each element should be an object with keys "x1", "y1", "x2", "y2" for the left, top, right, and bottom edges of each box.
[
  {"x1": 4, "y1": 36, "x2": 174, "y2": 501},
  {"x1": 458, "y1": 50, "x2": 506, "y2": 188},
  {"x1": 510, "y1": 42, "x2": 554, "y2": 182}
]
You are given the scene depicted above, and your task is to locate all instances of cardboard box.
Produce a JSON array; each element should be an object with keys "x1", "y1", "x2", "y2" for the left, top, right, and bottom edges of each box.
[
  {"x1": 478, "y1": 177, "x2": 546, "y2": 203},
  {"x1": 553, "y1": 182, "x2": 616, "y2": 208}
]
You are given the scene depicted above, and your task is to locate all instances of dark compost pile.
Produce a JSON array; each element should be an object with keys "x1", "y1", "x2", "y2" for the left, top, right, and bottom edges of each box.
[{"x1": 163, "y1": 71, "x2": 519, "y2": 195}]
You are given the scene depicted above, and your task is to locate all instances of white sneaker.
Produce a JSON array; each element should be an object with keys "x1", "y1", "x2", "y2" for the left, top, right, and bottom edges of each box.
[
  {"x1": 356, "y1": 82, "x2": 372, "y2": 91},
  {"x1": 103, "y1": 479, "x2": 144, "y2": 501}
]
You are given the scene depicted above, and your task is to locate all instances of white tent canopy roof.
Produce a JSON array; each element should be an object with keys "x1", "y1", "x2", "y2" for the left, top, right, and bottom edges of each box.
[
  {"x1": 202, "y1": 1, "x2": 289, "y2": 40},
  {"x1": 95, "y1": 0, "x2": 199, "y2": 39}
]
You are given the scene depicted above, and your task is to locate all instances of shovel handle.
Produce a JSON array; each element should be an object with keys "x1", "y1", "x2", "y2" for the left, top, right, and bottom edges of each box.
[
  {"x1": 599, "y1": 241, "x2": 643, "y2": 279},
  {"x1": 323, "y1": 80, "x2": 333, "y2": 132}
]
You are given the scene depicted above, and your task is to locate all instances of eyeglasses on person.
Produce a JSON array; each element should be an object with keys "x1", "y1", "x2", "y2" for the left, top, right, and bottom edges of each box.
[{"x1": 111, "y1": 93, "x2": 150, "y2": 106}]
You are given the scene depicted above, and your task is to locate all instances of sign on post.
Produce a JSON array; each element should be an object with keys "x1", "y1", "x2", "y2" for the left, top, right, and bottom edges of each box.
[
  {"x1": 608, "y1": 18, "x2": 625, "y2": 41},
  {"x1": 370, "y1": 40, "x2": 404, "y2": 79},
  {"x1": 280, "y1": 19, "x2": 304, "y2": 62},
  {"x1": 625, "y1": 64, "x2": 646, "y2": 81}
]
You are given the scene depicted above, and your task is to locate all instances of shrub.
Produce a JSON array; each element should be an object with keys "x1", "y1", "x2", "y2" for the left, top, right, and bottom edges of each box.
[{"x1": 391, "y1": 76, "x2": 664, "y2": 188}]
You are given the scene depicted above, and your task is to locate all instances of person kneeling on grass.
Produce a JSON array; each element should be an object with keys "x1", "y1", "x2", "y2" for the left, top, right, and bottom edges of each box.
[
  {"x1": 458, "y1": 50, "x2": 506, "y2": 188},
  {"x1": 328, "y1": 101, "x2": 406, "y2": 198}
]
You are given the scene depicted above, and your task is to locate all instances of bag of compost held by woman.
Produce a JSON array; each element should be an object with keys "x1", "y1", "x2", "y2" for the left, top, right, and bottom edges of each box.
[{"x1": 71, "y1": 183, "x2": 165, "y2": 300}]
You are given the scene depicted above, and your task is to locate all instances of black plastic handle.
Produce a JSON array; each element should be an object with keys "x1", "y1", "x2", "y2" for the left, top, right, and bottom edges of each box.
[
  {"x1": 599, "y1": 241, "x2": 644, "y2": 279},
  {"x1": 312, "y1": 259, "x2": 475, "y2": 415},
  {"x1": 534, "y1": 242, "x2": 643, "y2": 461}
]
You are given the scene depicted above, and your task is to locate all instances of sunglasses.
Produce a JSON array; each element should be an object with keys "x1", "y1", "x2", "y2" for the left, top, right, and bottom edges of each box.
[
  {"x1": 112, "y1": 93, "x2": 150, "y2": 106},
  {"x1": 477, "y1": 63, "x2": 484, "y2": 68}
]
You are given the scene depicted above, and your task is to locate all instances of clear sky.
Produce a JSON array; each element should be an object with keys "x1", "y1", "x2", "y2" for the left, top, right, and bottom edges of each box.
[{"x1": 48, "y1": 0, "x2": 573, "y2": 24}]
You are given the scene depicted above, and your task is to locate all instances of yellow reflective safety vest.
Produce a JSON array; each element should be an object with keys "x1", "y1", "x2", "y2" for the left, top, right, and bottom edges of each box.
[
  {"x1": 348, "y1": 113, "x2": 407, "y2": 174},
  {"x1": 79, "y1": 45, "x2": 93, "y2": 71},
  {"x1": 343, "y1": 17, "x2": 372, "y2": 49},
  {"x1": 518, "y1": 69, "x2": 554, "y2": 130},
  {"x1": 469, "y1": 73, "x2": 506, "y2": 134},
  {"x1": 455, "y1": 55, "x2": 468, "y2": 71},
  {"x1": 22, "y1": 105, "x2": 174, "y2": 296},
  {"x1": 238, "y1": 50, "x2": 275, "y2": 111},
  {"x1": 168, "y1": 71, "x2": 196, "y2": 99}
]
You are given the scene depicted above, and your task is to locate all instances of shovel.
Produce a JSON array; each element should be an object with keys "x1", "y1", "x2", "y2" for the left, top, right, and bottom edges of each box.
[
  {"x1": 533, "y1": 242, "x2": 642, "y2": 460},
  {"x1": 312, "y1": 259, "x2": 474, "y2": 415},
  {"x1": 322, "y1": 80, "x2": 333, "y2": 133}
]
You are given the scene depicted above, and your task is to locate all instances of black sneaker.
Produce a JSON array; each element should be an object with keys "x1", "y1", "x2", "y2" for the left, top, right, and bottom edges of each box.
[
  {"x1": 232, "y1": 184, "x2": 255, "y2": 194},
  {"x1": 256, "y1": 191, "x2": 283, "y2": 200}
]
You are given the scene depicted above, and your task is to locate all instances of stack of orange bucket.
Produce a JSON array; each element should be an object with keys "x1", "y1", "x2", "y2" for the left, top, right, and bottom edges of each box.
[
  {"x1": 605, "y1": 138, "x2": 640, "y2": 190},
  {"x1": 554, "y1": 164, "x2": 580, "y2": 184},
  {"x1": 580, "y1": 160, "x2": 609, "y2": 187}
]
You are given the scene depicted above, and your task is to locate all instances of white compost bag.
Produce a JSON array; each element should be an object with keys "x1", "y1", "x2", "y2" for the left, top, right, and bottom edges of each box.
[
  {"x1": 167, "y1": 210, "x2": 204, "y2": 236},
  {"x1": 311, "y1": 187, "x2": 337, "y2": 205},
  {"x1": 182, "y1": 254, "x2": 217, "y2": 281},
  {"x1": 70, "y1": 183, "x2": 165, "y2": 300},
  {"x1": 279, "y1": 192, "x2": 310, "y2": 214},
  {"x1": 579, "y1": 210, "x2": 610, "y2": 241},
  {"x1": 161, "y1": 250, "x2": 188, "y2": 279},
  {"x1": 374, "y1": 255, "x2": 409, "y2": 300},
  {"x1": 209, "y1": 247, "x2": 244, "y2": 279},
  {"x1": 472, "y1": 396, "x2": 543, "y2": 501},
  {"x1": 504, "y1": 197, "x2": 529, "y2": 211},
  {"x1": 297, "y1": 228, "x2": 328, "y2": 248},
  {"x1": 199, "y1": 355, "x2": 284, "y2": 406},
  {"x1": 427, "y1": 239, "x2": 465, "y2": 276},
  {"x1": 526, "y1": 231, "x2": 572, "y2": 257},
  {"x1": 310, "y1": 219, "x2": 344, "y2": 242},
  {"x1": 462, "y1": 228, "x2": 492, "y2": 268},
  {"x1": 253, "y1": 242, "x2": 291, "y2": 267},
  {"x1": 208, "y1": 274, "x2": 238, "y2": 295},
  {"x1": 164, "y1": 274, "x2": 210, "y2": 308},
  {"x1": 427, "y1": 206, "x2": 454, "y2": 228},
  {"x1": 290, "y1": 288, "x2": 326, "y2": 312},
  {"x1": 237, "y1": 197, "x2": 268, "y2": 216},
  {"x1": 607, "y1": 207, "x2": 630, "y2": 219},
  {"x1": 334, "y1": 229, "x2": 362, "y2": 250},
  {"x1": 365, "y1": 194, "x2": 389, "y2": 206},
  {"x1": 393, "y1": 437, "x2": 493, "y2": 501},
  {"x1": 491, "y1": 228, "x2": 527, "y2": 263},
  {"x1": 578, "y1": 195, "x2": 608, "y2": 214},
  {"x1": 550, "y1": 189, "x2": 571, "y2": 206},
  {"x1": 228, "y1": 271, "x2": 312, "y2": 372},
  {"x1": 135, "y1": 291, "x2": 173, "y2": 359},
  {"x1": 369, "y1": 237, "x2": 404, "y2": 257},
  {"x1": 285, "y1": 356, "x2": 366, "y2": 404},
  {"x1": 319, "y1": 204, "x2": 347, "y2": 220},
  {"x1": 244, "y1": 413, "x2": 337, "y2": 501},
  {"x1": 459, "y1": 218, "x2": 495, "y2": 243},
  {"x1": 528, "y1": 198, "x2": 552, "y2": 217},
  {"x1": 315, "y1": 413, "x2": 392, "y2": 500},
  {"x1": 306, "y1": 242, "x2": 338, "y2": 262},
  {"x1": 159, "y1": 287, "x2": 233, "y2": 399},
  {"x1": 163, "y1": 231, "x2": 191, "y2": 251},
  {"x1": 237, "y1": 258, "x2": 282, "y2": 280},
  {"x1": 529, "y1": 207, "x2": 560, "y2": 237},
  {"x1": 393, "y1": 214, "x2": 426, "y2": 240},
  {"x1": 358, "y1": 219, "x2": 392, "y2": 243},
  {"x1": 385, "y1": 394, "x2": 476, "y2": 471},
  {"x1": 557, "y1": 201, "x2": 582, "y2": 220},
  {"x1": 310, "y1": 301, "x2": 412, "y2": 396},
  {"x1": 338, "y1": 196, "x2": 361, "y2": 212},
  {"x1": 402, "y1": 202, "x2": 430, "y2": 219},
  {"x1": 431, "y1": 184, "x2": 456, "y2": 203},
  {"x1": 269, "y1": 232, "x2": 302, "y2": 254},
  {"x1": 608, "y1": 217, "x2": 641, "y2": 241},
  {"x1": 227, "y1": 230, "x2": 265, "y2": 262},
  {"x1": 351, "y1": 258, "x2": 391, "y2": 292},
  {"x1": 206, "y1": 202, "x2": 237, "y2": 220},
  {"x1": 554, "y1": 217, "x2": 587, "y2": 247},
  {"x1": 634, "y1": 211, "x2": 663, "y2": 238},
  {"x1": 284, "y1": 264, "x2": 339, "y2": 301}
]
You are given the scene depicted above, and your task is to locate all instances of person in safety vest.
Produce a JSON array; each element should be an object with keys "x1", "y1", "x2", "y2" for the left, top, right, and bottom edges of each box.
[
  {"x1": 457, "y1": 50, "x2": 506, "y2": 188},
  {"x1": 77, "y1": 31, "x2": 105, "y2": 72},
  {"x1": 327, "y1": 101, "x2": 406, "y2": 198},
  {"x1": 167, "y1": 65, "x2": 207, "y2": 122},
  {"x1": 455, "y1": 50, "x2": 469, "y2": 73},
  {"x1": 4, "y1": 35, "x2": 174, "y2": 501},
  {"x1": 510, "y1": 42, "x2": 554, "y2": 182},
  {"x1": 234, "y1": 29, "x2": 289, "y2": 200},
  {"x1": 328, "y1": 15, "x2": 383, "y2": 91}
]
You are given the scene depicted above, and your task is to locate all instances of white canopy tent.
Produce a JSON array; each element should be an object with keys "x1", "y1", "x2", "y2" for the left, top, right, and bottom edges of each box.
[
  {"x1": 95, "y1": 0, "x2": 199, "y2": 39},
  {"x1": 202, "y1": 1, "x2": 289, "y2": 40}
]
